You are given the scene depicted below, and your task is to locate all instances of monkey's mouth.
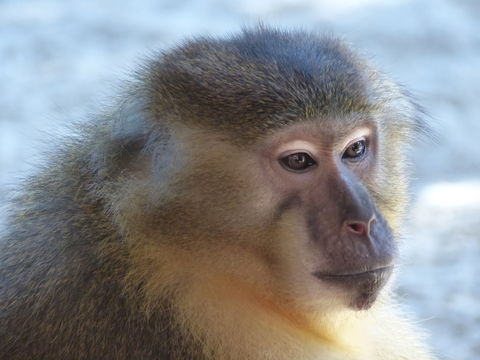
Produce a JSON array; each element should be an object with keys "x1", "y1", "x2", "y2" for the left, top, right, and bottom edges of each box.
[
  {"x1": 314, "y1": 265, "x2": 393, "y2": 280},
  {"x1": 313, "y1": 266, "x2": 394, "y2": 310}
]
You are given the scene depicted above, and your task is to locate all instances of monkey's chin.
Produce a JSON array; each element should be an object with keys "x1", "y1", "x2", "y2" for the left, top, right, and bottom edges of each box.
[{"x1": 314, "y1": 266, "x2": 394, "y2": 311}]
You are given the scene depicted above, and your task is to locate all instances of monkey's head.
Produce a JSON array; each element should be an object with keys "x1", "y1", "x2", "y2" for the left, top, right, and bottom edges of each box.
[{"x1": 106, "y1": 28, "x2": 424, "y2": 315}]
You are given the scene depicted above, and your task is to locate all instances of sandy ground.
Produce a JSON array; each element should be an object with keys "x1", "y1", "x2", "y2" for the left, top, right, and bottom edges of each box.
[{"x1": 1, "y1": 0, "x2": 479, "y2": 358}]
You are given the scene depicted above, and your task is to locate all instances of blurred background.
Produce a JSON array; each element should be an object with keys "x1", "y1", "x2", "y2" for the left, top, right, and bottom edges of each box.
[{"x1": 0, "y1": 0, "x2": 479, "y2": 358}]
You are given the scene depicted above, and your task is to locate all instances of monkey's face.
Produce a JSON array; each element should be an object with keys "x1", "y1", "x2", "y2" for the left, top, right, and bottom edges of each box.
[
  {"x1": 144, "y1": 119, "x2": 398, "y2": 313},
  {"x1": 116, "y1": 29, "x2": 420, "y2": 324},
  {"x1": 253, "y1": 120, "x2": 397, "y2": 311}
]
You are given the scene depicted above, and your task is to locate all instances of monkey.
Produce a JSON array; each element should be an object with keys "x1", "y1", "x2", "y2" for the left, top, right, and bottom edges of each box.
[{"x1": 0, "y1": 26, "x2": 435, "y2": 360}]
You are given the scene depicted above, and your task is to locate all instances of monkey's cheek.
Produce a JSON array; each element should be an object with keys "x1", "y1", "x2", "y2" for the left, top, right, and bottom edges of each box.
[{"x1": 318, "y1": 267, "x2": 393, "y2": 311}]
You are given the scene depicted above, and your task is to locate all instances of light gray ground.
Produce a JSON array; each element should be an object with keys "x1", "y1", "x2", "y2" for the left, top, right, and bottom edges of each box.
[{"x1": 1, "y1": 0, "x2": 479, "y2": 358}]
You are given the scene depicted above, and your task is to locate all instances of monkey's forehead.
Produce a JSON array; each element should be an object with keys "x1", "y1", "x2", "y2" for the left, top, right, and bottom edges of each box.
[{"x1": 144, "y1": 27, "x2": 401, "y2": 141}]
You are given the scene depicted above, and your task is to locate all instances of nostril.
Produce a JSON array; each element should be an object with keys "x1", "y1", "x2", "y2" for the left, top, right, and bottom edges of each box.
[
  {"x1": 346, "y1": 222, "x2": 368, "y2": 236},
  {"x1": 345, "y1": 216, "x2": 376, "y2": 237}
]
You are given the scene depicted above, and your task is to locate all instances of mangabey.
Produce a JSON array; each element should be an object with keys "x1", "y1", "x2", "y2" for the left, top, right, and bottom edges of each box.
[{"x1": 0, "y1": 27, "x2": 435, "y2": 360}]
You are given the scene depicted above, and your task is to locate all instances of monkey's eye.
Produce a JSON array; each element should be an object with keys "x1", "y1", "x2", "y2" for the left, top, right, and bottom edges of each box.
[
  {"x1": 280, "y1": 152, "x2": 316, "y2": 172},
  {"x1": 343, "y1": 140, "x2": 367, "y2": 161}
]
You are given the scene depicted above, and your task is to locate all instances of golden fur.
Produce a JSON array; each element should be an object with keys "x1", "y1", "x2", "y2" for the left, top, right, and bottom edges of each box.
[{"x1": 0, "y1": 27, "x2": 435, "y2": 359}]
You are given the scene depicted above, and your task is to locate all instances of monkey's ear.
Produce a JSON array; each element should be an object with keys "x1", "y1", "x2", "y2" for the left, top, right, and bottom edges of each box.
[
  {"x1": 409, "y1": 99, "x2": 431, "y2": 139},
  {"x1": 89, "y1": 95, "x2": 154, "y2": 178},
  {"x1": 408, "y1": 96, "x2": 435, "y2": 147},
  {"x1": 396, "y1": 86, "x2": 432, "y2": 143}
]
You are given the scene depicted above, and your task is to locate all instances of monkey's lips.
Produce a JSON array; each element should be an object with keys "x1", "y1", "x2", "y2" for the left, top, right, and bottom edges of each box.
[
  {"x1": 314, "y1": 265, "x2": 393, "y2": 281},
  {"x1": 313, "y1": 266, "x2": 394, "y2": 310}
]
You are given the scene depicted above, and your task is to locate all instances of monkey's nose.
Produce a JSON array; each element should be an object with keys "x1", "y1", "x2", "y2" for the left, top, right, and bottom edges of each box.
[{"x1": 345, "y1": 216, "x2": 376, "y2": 237}]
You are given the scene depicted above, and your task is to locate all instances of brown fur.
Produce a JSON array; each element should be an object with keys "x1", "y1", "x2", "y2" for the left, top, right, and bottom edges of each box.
[{"x1": 0, "y1": 27, "x2": 434, "y2": 359}]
